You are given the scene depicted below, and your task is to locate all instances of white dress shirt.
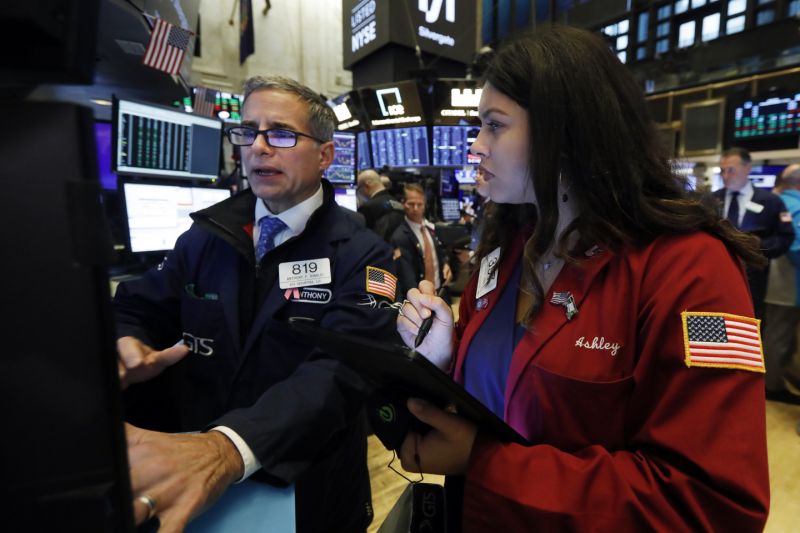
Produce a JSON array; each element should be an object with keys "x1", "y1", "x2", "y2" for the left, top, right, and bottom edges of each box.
[
  {"x1": 723, "y1": 181, "x2": 754, "y2": 228},
  {"x1": 404, "y1": 216, "x2": 441, "y2": 289}
]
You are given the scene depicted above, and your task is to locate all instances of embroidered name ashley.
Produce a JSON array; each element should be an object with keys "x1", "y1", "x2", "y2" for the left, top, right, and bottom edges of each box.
[{"x1": 575, "y1": 336, "x2": 621, "y2": 356}]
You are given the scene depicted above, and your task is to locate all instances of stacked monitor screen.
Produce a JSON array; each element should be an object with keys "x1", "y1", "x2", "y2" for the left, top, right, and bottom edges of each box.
[
  {"x1": 324, "y1": 131, "x2": 356, "y2": 184},
  {"x1": 432, "y1": 125, "x2": 481, "y2": 166},
  {"x1": 370, "y1": 127, "x2": 430, "y2": 167},
  {"x1": 334, "y1": 187, "x2": 358, "y2": 211},
  {"x1": 733, "y1": 94, "x2": 800, "y2": 139},
  {"x1": 123, "y1": 182, "x2": 231, "y2": 253},
  {"x1": 113, "y1": 98, "x2": 222, "y2": 181},
  {"x1": 357, "y1": 131, "x2": 372, "y2": 169}
]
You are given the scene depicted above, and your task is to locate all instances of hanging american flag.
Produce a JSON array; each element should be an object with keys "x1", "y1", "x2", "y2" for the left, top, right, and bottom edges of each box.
[
  {"x1": 142, "y1": 18, "x2": 193, "y2": 76},
  {"x1": 193, "y1": 86, "x2": 218, "y2": 118},
  {"x1": 682, "y1": 312, "x2": 764, "y2": 372},
  {"x1": 366, "y1": 266, "x2": 397, "y2": 300}
]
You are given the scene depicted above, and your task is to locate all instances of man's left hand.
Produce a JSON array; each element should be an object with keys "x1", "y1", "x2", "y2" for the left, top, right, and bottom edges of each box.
[
  {"x1": 442, "y1": 263, "x2": 453, "y2": 284},
  {"x1": 126, "y1": 424, "x2": 245, "y2": 533},
  {"x1": 398, "y1": 398, "x2": 477, "y2": 475}
]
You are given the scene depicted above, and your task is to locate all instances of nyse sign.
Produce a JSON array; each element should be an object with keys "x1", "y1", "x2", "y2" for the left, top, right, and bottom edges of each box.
[{"x1": 351, "y1": 0, "x2": 377, "y2": 53}]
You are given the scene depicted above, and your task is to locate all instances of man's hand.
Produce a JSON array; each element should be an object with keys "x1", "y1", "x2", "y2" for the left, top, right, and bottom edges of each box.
[
  {"x1": 118, "y1": 336, "x2": 189, "y2": 390},
  {"x1": 126, "y1": 424, "x2": 245, "y2": 532},
  {"x1": 398, "y1": 398, "x2": 477, "y2": 476},
  {"x1": 442, "y1": 263, "x2": 453, "y2": 284}
]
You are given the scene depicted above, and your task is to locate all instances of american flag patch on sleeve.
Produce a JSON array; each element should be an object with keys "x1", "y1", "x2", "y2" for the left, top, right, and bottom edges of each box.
[
  {"x1": 365, "y1": 266, "x2": 397, "y2": 300},
  {"x1": 681, "y1": 311, "x2": 764, "y2": 372}
]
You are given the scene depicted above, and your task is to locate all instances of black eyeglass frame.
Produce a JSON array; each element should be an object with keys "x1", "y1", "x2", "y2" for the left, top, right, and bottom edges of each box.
[{"x1": 224, "y1": 126, "x2": 326, "y2": 147}]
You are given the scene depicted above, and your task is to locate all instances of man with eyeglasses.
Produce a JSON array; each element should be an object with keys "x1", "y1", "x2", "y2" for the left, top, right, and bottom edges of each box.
[{"x1": 115, "y1": 76, "x2": 397, "y2": 532}]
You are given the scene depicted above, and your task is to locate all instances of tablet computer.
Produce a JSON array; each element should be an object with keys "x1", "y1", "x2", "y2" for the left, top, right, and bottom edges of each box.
[{"x1": 289, "y1": 317, "x2": 529, "y2": 445}]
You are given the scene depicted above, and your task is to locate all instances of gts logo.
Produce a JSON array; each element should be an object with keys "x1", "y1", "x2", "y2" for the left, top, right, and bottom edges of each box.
[{"x1": 182, "y1": 332, "x2": 215, "y2": 357}]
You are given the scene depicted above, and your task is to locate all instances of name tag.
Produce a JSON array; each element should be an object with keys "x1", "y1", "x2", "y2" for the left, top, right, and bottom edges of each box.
[
  {"x1": 476, "y1": 247, "x2": 501, "y2": 299},
  {"x1": 745, "y1": 201, "x2": 764, "y2": 214},
  {"x1": 279, "y1": 258, "x2": 332, "y2": 289}
]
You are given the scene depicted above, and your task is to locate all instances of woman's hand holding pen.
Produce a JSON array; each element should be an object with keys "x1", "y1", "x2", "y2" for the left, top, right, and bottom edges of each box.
[{"x1": 396, "y1": 280, "x2": 454, "y2": 370}]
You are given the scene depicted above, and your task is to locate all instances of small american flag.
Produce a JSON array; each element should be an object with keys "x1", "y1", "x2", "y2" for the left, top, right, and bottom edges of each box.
[
  {"x1": 193, "y1": 86, "x2": 218, "y2": 117},
  {"x1": 142, "y1": 18, "x2": 193, "y2": 76},
  {"x1": 682, "y1": 312, "x2": 764, "y2": 372},
  {"x1": 366, "y1": 266, "x2": 397, "y2": 300}
]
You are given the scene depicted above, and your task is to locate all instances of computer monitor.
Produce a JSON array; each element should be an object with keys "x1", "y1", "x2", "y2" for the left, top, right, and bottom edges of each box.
[
  {"x1": 122, "y1": 182, "x2": 231, "y2": 253},
  {"x1": 2, "y1": 101, "x2": 134, "y2": 531},
  {"x1": 441, "y1": 198, "x2": 461, "y2": 221},
  {"x1": 370, "y1": 127, "x2": 430, "y2": 167},
  {"x1": 454, "y1": 167, "x2": 477, "y2": 184},
  {"x1": 113, "y1": 98, "x2": 223, "y2": 181},
  {"x1": 432, "y1": 125, "x2": 481, "y2": 166},
  {"x1": 324, "y1": 132, "x2": 356, "y2": 184},
  {"x1": 95, "y1": 121, "x2": 118, "y2": 191},
  {"x1": 357, "y1": 131, "x2": 372, "y2": 170},
  {"x1": 334, "y1": 187, "x2": 358, "y2": 212}
]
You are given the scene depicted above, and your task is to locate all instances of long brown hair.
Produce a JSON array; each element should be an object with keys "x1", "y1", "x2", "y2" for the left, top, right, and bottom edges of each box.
[{"x1": 474, "y1": 26, "x2": 764, "y2": 324}]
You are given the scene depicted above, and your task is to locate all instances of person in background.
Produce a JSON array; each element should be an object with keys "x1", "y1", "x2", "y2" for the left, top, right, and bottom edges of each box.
[
  {"x1": 763, "y1": 163, "x2": 800, "y2": 404},
  {"x1": 714, "y1": 147, "x2": 794, "y2": 318},
  {"x1": 116, "y1": 75, "x2": 397, "y2": 533},
  {"x1": 356, "y1": 168, "x2": 405, "y2": 240},
  {"x1": 395, "y1": 26, "x2": 769, "y2": 531},
  {"x1": 391, "y1": 183, "x2": 452, "y2": 299}
]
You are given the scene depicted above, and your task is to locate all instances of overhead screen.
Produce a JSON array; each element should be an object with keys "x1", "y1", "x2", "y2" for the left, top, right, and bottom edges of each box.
[
  {"x1": 357, "y1": 131, "x2": 372, "y2": 170},
  {"x1": 370, "y1": 127, "x2": 430, "y2": 167},
  {"x1": 734, "y1": 94, "x2": 800, "y2": 139},
  {"x1": 325, "y1": 132, "x2": 356, "y2": 184},
  {"x1": 114, "y1": 98, "x2": 222, "y2": 181},
  {"x1": 123, "y1": 182, "x2": 231, "y2": 253},
  {"x1": 432, "y1": 125, "x2": 481, "y2": 166}
]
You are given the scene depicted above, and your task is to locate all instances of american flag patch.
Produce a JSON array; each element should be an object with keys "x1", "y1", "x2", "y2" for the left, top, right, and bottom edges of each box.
[
  {"x1": 366, "y1": 266, "x2": 397, "y2": 300},
  {"x1": 681, "y1": 312, "x2": 764, "y2": 372}
]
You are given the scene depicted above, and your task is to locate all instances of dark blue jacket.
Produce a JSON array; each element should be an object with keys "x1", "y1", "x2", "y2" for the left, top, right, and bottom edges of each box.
[
  {"x1": 115, "y1": 181, "x2": 397, "y2": 532},
  {"x1": 713, "y1": 187, "x2": 794, "y2": 313}
]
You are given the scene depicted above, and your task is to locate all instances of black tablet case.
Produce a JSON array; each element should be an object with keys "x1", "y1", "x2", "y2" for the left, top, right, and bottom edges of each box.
[{"x1": 289, "y1": 318, "x2": 529, "y2": 447}]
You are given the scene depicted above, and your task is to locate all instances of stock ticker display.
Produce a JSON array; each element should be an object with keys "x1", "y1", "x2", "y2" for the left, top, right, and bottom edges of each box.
[
  {"x1": 734, "y1": 94, "x2": 800, "y2": 139},
  {"x1": 432, "y1": 125, "x2": 480, "y2": 166},
  {"x1": 370, "y1": 127, "x2": 429, "y2": 167}
]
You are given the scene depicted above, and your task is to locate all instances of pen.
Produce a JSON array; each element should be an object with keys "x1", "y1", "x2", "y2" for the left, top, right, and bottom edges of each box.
[{"x1": 414, "y1": 286, "x2": 448, "y2": 348}]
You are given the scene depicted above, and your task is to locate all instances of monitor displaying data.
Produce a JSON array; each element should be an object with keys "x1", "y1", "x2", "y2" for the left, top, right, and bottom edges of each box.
[
  {"x1": 357, "y1": 131, "x2": 372, "y2": 170},
  {"x1": 123, "y1": 182, "x2": 231, "y2": 253},
  {"x1": 370, "y1": 127, "x2": 429, "y2": 167},
  {"x1": 441, "y1": 198, "x2": 461, "y2": 221},
  {"x1": 433, "y1": 125, "x2": 481, "y2": 166},
  {"x1": 733, "y1": 94, "x2": 800, "y2": 139},
  {"x1": 324, "y1": 132, "x2": 356, "y2": 184},
  {"x1": 114, "y1": 98, "x2": 222, "y2": 181},
  {"x1": 334, "y1": 187, "x2": 358, "y2": 212}
]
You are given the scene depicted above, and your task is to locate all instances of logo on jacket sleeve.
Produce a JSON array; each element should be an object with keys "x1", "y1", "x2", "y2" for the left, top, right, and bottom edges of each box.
[{"x1": 681, "y1": 312, "x2": 764, "y2": 372}]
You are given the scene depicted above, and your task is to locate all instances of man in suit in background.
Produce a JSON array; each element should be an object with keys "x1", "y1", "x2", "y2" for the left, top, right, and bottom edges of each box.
[
  {"x1": 391, "y1": 183, "x2": 452, "y2": 300},
  {"x1": 356, "y1": 169, "x2": 404, "y2": 240},
  {"x1": 714, "y1": 147, "x2": 794, "y2": 319}
]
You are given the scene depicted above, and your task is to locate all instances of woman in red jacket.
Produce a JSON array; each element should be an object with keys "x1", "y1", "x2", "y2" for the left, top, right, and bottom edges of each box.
[{"x1": 397, "y1": 26, "x2": 770, "y2": 531}]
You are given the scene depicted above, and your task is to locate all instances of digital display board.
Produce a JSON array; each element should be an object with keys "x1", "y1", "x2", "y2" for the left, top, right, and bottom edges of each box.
[
  {"x1": 360, "y1": 80, "x2": 426, "y2": 128},
  {"x1": 357, "y1": 131, "x2": 372, "y2": 170},
  {"x1": 94, "y1": 122, "x2": 117, "y2": 191},
  {"x1": 432, "y1": 79, "x2": 482, "y2": 125},
  {"x1": 114, "y1": 98, "x2": 222, "y2": 181},
  {"x1": 328, "y1": 90, "x2": 368, "y2": 131},
  {"x1": 123, "y1": 182, "x2": 230, "y2": 253},
  {"x1": 432, "y1": 125, "x2": 481, "y2": 166},
  {"x1": 324, "y1": 132, "x2": 356, "y2": 184},
  {"x1": 370, "y1": 127, "x2": 429, "y2": 167},
  {"x1": 734, "y1": 94, "x2": 800, "y2": 139}
]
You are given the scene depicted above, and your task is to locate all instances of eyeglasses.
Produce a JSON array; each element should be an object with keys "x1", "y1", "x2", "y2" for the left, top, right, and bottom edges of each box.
[{"x1": 224, "y1": 126, "x2": 325, "y2": 148}]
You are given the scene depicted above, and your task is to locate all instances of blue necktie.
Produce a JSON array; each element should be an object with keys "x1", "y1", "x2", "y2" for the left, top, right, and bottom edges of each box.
[
  {"x1": 255, "y1": 216, "x2": 288, "y2": 262},
  {"x1": 726, "y1": 191, "x2": 740, "y2": 229}
]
